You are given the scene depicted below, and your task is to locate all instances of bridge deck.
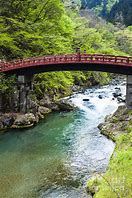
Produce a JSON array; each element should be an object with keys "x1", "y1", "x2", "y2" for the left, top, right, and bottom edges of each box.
[{"x1": 0, "y1": 54, "x2": 132, "y2": 75}]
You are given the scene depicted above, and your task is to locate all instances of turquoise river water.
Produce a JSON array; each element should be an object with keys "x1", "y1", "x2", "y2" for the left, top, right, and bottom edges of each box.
[{"x1": 0, "y1": 78, "x2": 125, "y2": 198}]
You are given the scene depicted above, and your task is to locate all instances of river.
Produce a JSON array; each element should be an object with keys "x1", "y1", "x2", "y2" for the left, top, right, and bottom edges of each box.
[{"x1": 0, "y1": 77, "x2": 126, "y2": 198}]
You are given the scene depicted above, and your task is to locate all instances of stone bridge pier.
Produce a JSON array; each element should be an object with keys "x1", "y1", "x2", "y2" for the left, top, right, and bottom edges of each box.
[
  {"x1": 17, "y1": 75, "x2": 33, "y2": 113},
  {"x1": 17, "y1": 75, "x2": 132, "y2": 113},
  {"x1": 126, "y1": 75, "x2": 132, "y2": 110}
]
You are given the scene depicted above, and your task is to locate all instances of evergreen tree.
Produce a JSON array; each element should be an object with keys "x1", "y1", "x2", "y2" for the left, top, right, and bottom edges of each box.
[{"x1": 109, "y1": 0, "x2": 132, "y2": 26}]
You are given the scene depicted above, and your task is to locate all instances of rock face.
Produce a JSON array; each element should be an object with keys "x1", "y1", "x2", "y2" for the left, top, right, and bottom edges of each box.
[
  {"x1": 0, "y1": 97, "x2": 76, "y2": 131},
  {"x1": 98, "y1": 105, "x2": 132, "y2": 141},
  {"x1": 38, "y1": 106, "x2": 51, "y2": 115},
  {"x1": 12, "y1": 113, "x2": 36, "y2": 127},
  {"x1": 37, "y1": 106, "x2": 52, "y2": 119},
  {"x1": 39, "y1": 96, "x2": 59, "y2": 111},
  {"x1": 0, "y1": 114, "x2": 17, "y2": 132},
  {"x1": 39, "y1": 95, "x2": 52, "y2": 107},
  {"x1": 57, "y1": 99, "x2": 76, "y2": 111},
  {"x1": 30, "y1": 101, "x2": 39, "y2": 115}
]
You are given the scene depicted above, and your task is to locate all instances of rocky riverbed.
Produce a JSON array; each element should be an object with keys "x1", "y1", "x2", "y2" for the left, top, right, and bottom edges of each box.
[
  {"x1": 86, "y1": 105, "x2": 132, "y2": 197},
  {"x1": 0, "y1": 98, "x2": 76, "y2": 132},
  {"x1": 0, "y1": 77, "x2": 125, "y2": 198},
  {"x1": 98, "y1": 105, "x2": 132, "y2": 141},
  {"x1": 0, "y1": 75, "x2": 126, "y2": 132}
]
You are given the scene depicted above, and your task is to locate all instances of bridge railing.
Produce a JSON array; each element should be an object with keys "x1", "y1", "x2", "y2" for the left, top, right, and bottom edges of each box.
[
  {"x1": 0, "y1": 54, "x2": 132, "y2": 72},
  {"x1": 80, "y1": 54, "x2": 130, "y2": 63}
]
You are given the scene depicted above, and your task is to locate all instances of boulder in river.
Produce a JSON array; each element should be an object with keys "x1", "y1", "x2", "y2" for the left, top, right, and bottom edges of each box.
[
  {"x1": 12, "y1": 113, "x2": 36, "y2": 128},
  {"x1": 38, "y1": 106, "x2": 51, "y2": 115},
  {"x1": 0, "y1": 113, "x2": 16, "y2": 131},
  {"x1": 115, "y1": 87, "x2": 121, "y2": 91},
  {"x1": 112, "y1": 92, "x2": 122, "y2": 98},
  {"x1": 98, "y1": 95, "x2": 103, "y2": 99},
  {"x1": 83, "y1": 98, "x2": 90, "y2": 101},
  {"x1": 37, "y1": 106, "x2": 52, "y2": 120},
  {"x1": 57, "y1": 99, "x2": 76, "y2": 111},
  {"x1": 117, "y1": 97, "x2": 125, "y2": 103}
]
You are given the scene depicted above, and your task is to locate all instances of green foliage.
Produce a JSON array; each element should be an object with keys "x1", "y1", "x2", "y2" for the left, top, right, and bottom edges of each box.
[
  {"x1": 0, "y1": 0, "x2": 131, "y2": 99},
  {"x1": 34, "y1": 72, "x2": 74, "y2": 99},
  {"x1": 34, "y1": 71, "x2": 90, "y2": 99},
  {"x1": 0, "y1": 0, "x2": 73, "y2": 60},
  {"x1": 94, "y1": 115, "x2": 132, "y2": 198},
  {"x1": 0, "y1": 74, "x2": 16, "y2": 93},
  {"x1": 115, "y1": 26, "x2": 132, "y2": 55},
  {"x1": 0, "y1": 0, "x2": 131, "y2": 60}
]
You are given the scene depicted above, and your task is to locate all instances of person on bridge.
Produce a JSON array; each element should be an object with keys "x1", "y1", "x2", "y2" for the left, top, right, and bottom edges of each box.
[{"x1": 76, "y1": 48, "x2": 81, "y2": 61}]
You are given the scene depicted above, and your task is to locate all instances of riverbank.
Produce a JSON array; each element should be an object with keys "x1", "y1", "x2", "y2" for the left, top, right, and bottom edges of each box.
[
  {"x1": 0, "y1": 98, "x2": 76, "y2": 132},
  {"x1": 87, "y1": 105, "x2": 132, "y2": 198},
  {"x1": 0, "y1": 78, "x2": 120, "y2": 198},
  {"x1": 0, "y1": 72, "x2": 112, "y2": 132}
]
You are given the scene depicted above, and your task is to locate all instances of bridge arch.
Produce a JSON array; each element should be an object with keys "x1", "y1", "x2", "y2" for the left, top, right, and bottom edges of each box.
[
  {"x1": 1, "y1": 54, "x2": 132, "y2": 75},
  {"x1": 0, "y1": 53, "x2": 132, "y2": 112}
]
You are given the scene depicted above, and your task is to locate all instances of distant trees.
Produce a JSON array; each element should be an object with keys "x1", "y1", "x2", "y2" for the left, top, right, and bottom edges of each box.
[
  {"x1": 80, "y1": 0, "x2": 132, "y2": 26},
  {"x1": 108, "y1": 0, "x2": 132, "y2": 26},
  {"x1": 80, "y1": 0, "x2": 117, "y2": 17}
]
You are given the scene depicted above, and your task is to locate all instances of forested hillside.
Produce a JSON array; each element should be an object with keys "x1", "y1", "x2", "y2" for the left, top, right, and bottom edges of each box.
[
  {"x1": 109, "y1": 0, "x2": 132, "y2": 26},
  {"x1": 0, "y1": 0, "x2": 131, "y2": 60},
  {"x1": 81, "y1": 0, "x2": 118, "y2": 17},
  {"x1": 0, "y1": 1, "x2": 131, "y2": 197},
  {"x1": 81, "y1": 0, "x2": 132, "y2": 26},
  {"x1": 0, "y1": 0, "x2": 74, "y2": 60},
  {"x1": 0, "y1": 0, "x2": 132, "y2": 106}
]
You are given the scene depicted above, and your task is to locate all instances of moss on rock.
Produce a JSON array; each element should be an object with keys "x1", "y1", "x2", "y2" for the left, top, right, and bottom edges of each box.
[{"x1": 92, "y1": 105, "x2": 132, "y2": 198}]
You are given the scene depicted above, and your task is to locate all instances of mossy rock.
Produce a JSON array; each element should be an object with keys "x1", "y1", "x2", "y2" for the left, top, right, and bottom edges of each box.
[{"x1": 86, "y1": 175, "x2": 102, "y2": 196}]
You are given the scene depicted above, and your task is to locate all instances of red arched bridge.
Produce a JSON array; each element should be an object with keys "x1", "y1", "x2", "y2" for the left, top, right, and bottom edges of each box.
[
  {"x1": 0, "y1": 53, "x2": 132, "y2": 75},
  {"x1": 0, "y1": 53, "x2": 132, "y2": 112}
]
